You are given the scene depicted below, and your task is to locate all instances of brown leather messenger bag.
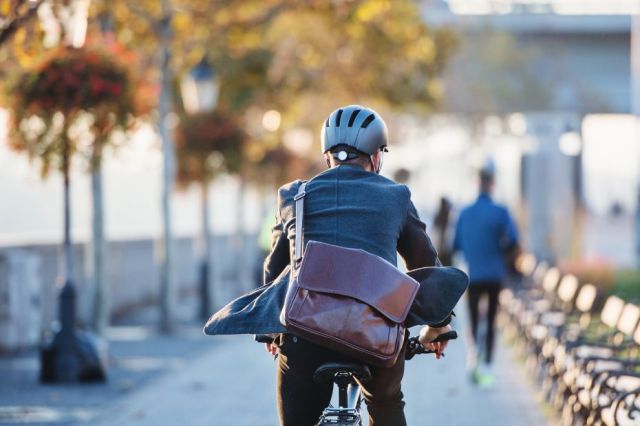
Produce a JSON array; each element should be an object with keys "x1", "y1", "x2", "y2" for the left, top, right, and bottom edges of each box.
[{"x1": 280, "y1": 181, "x2": 420, "y2": 367}]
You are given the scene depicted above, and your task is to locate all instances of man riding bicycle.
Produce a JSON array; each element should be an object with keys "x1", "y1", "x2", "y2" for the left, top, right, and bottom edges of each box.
[{"x1": 263, "y1": 105, "x2": 453, "y2": 426}]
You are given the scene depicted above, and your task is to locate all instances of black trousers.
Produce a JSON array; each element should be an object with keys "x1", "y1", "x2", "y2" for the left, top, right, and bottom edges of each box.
[
  {"x1": 276, "y1": 334, "x2": 407, "y2": 426},
  {"x1": 466, "y1": 281, "x2": 502, "y2": 365}
]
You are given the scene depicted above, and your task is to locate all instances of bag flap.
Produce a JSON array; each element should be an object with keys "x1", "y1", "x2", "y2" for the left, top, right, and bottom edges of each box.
[
  {"x1": 405, "y1": 266, "x2": 469, "y2": 327},
  {"x1": 296, "y1": 241, "x2": 419, "y2": 323}
]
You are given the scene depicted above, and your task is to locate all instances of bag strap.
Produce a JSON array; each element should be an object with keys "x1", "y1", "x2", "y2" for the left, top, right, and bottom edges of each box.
[{"x1": 294, "y1": 181, "x2": 308, "y2": 264}]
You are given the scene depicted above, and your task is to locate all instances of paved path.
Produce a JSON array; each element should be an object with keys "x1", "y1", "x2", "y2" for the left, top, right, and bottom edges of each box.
[
  {"x1": 1, "y1": 302, "x2": 553, "y2": 425},
  {"x1": 92, "y1": 320, "x2": 551, "y2": 426}
]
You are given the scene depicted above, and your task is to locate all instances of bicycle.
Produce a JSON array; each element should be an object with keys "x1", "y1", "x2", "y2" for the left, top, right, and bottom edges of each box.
[{"x1": 313, "y1": 330, "x2": 458, "y2": 426}]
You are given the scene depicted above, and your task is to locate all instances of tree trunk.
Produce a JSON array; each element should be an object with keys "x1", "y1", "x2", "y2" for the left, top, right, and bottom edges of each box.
[
  {"x1": 90, "y1": 155, "x2": 108, "y2": 334},
  {"x1": 235, "y1": 178, "x2": 248, "y2": 293},
  {"x1": 199, "y1": 182, "x2": 212, "y2": 320},
  {"x1": 158, "y1": 3, "x2": 176, "y2": 333},
  {"x1": 63, "y1": 141, "x2": 73, "y2": 295}
]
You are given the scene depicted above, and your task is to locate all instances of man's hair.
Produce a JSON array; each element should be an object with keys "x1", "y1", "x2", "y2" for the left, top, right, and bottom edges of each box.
[
  {"x1": 327, "y1": 144, "x2": 371, "y2": 168},
  {"x1": 480, "y1": 169, "x2": 494, "y2": 191}
]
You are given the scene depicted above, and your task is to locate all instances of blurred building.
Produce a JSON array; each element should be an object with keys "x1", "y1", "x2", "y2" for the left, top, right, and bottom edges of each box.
[
  {"x1": 423, "y1": 0, "x2": 631, "y2": 113},
  {"x1": 396, "y1": 1, "x2": 639, "y2": 266}
]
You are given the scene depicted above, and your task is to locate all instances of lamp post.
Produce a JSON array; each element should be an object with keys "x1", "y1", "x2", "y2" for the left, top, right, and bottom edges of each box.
[
  {"x1": 181, "y1": 58, "x2": 219, "y2": 114},
  {"x1": 559, "y1": 124, "x2": 584, "y2": 260},
  {"x1": 36, "y1": 2, "x2": 105, "y2": 384},
  {"x1": 180, "y1": 58, "x2": 220, "y2": 321}
]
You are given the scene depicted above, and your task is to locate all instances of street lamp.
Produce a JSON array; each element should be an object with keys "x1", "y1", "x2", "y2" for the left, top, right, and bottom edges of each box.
[
  {"x1": 181, "y1": 58, "x2": 219, "y2": 115},
  {"x1": 559, "y1": 130, "x2": 582, "y2": 157},
  {"x1": 180, "y1": 58, "x2": 220, "y2": 321}
]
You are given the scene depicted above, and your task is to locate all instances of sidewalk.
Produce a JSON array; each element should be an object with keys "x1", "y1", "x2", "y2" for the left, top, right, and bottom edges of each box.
[
  {"x1": 0, "y1": 304, "x2": 214, "y2": 425},
  {"x1": 1, "y1": 303, "x2": 552, "y2": 425}
]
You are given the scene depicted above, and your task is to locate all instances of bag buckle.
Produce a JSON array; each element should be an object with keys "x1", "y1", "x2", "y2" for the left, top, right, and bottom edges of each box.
[{"x1": 294, "y1": 191, "x2": 306, "y2": 201}]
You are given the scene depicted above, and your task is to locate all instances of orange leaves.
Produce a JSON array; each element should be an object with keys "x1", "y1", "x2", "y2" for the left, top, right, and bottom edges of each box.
[
  {"x1": 10, "y1": 42, "x2": 150, "y2": 175},
  {"x1": 175, "y1": 110, "x2": 247, "y2": 186}
]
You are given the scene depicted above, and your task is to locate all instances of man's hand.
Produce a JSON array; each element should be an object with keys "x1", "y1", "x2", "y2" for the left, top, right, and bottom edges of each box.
[
  {"x1": 265, "y1": 342, "x2": 278, "y2": 357},
  {"x1": 418, "y1": 325, "x2": 452, "y2": 360}
]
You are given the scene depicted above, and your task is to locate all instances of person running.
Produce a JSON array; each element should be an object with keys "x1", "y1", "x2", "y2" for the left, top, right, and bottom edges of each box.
[
  {"x1": 453, "y1": 162, "x2": 519, "y2": 387},
  {"x1": 262, "y1": 105, "x2": 451, "y2": 425}
]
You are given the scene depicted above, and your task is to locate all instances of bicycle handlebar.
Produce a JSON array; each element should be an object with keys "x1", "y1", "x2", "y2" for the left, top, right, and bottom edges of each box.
[{"x1": 405, "y1": 330, "x2": 458, "y2": 360}]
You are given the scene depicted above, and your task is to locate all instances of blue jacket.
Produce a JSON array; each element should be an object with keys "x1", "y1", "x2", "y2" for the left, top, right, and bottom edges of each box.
[
  {"x1": 204, "y1": 165, "x2": 469, "y2": 336},
  {"x1": 453, "y1": 193, "x2": 519, "y2": 283}
]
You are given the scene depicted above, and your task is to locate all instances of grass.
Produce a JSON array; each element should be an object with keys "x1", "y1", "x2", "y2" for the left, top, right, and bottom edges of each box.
[{"x1": 611, "y1": 269, "x2": 640, "y2": 303}]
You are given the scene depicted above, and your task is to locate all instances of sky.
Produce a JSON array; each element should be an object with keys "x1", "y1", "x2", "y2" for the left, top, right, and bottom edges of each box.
[{"x1": 0, "y1": 111, "x2": 263, "y2": 246}]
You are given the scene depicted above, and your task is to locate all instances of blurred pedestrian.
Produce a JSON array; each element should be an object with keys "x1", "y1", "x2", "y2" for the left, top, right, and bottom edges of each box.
[
  {"x1": 434, "y1": 197, "x2": 453, "y2": 266},
  {"x1": 636, "y1": 190, "x2": 640, "y2": 268},
  {"x1": 453, "y1": 162, "x2": 519, "y2": 387},
  {"x1": 254, "y1": 213, "x2": 275, "y2": 287}
]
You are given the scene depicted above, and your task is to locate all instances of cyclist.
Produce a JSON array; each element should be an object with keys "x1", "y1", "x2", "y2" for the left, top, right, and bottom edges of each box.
[{"x1": 263, "y1": 105, "x2": 452, "y2": 426}]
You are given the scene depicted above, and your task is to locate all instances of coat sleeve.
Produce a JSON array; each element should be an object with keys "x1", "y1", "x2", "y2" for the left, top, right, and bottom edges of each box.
[
  {"x1": 500, "y1": 207, "x2": 519, "y2": 250},
  {"x1": 452, "y1": 210, "x2": 464, "y2": 253},
  {"x1": 397, "y1": 199, "x2": 442, "y2": 270},
  {"x1": 262, "y1": 189, "x2": 291, "y2": 285}
]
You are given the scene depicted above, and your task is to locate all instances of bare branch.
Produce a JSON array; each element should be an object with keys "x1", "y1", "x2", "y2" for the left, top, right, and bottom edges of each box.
[
  {"x1": 214, "y1": 2, "x2": 289, "y2": 34},
  {"x1": 0, "y1": 0, "x2": 44, "y2": 47}
]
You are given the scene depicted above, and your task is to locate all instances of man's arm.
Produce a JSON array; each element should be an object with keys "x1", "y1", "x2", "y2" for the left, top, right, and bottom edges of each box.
[
  {"x1": 501, "y1": 208, "x2": 519, "y2": 249},
  {"x1": 398, "y1": 200, "x2": 455, "y2": 353},
  {"x1": 262, "y1": 214, "x2": 290, "y2": 285},
  {"x1": 397, "y1": 201, "x2": 441, "y2": 270},
  {"x1": 452, "y1": 211, "x2": 464, "y2": 254}
]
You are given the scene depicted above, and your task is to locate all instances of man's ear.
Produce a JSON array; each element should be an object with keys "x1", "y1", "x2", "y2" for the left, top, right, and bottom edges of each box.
[
  {"x1": 372, "y1": 150, "x2": 383, "y2": 174},
  {"x1": 324, "y1": 154, "x2": 331, "y2": 168}
]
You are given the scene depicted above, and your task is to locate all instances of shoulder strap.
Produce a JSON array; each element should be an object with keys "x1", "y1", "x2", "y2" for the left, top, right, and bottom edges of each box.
[{"x1": 294, "y1": 181, "x2": 308, "y2": 264}]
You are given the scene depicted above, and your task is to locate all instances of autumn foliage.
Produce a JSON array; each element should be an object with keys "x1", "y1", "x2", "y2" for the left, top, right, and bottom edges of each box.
[
  {"x1": 13, "y1": 45, "x2": 145, "y2": 118},
  {"x1": 9, "y1": 44, "x2": 151, "y2": 175},
  {"x1": 175, "y1": 110, "x2": 247, "y2": 186}
]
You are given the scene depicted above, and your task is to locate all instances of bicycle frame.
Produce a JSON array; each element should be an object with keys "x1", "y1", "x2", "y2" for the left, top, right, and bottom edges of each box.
[
  {"x1": 316, "y1": 373, "x2": 364, "y2": 425},
  {"x1": 315, "y1": 331, "x2": 458, "y2": 425}
]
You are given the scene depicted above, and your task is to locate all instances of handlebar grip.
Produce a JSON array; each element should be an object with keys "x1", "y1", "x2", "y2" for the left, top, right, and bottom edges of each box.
[
  {"x1": 430, "y1": 330, "x2": 458, "y2": 343},
  {"x1": 405, "y1": 330, "x2": 458, "y2": 360},
  {"x1": 255, "y1": 334, "x2": 276, "y2": 344}
]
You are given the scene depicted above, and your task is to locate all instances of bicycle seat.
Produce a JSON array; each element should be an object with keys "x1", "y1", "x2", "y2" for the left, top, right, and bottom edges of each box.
[{"x1": 313, "y1": 362, "x2": 372, "y2": 384}]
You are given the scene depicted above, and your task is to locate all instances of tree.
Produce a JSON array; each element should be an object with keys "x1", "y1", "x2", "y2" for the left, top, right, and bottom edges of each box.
[
  {"x1": 439, "y1": 30, "x2": 552, "y2": 115},
  {"x1": 86, "y1": 0, "x2": 456, "y2": 327},
  {"x1": 83, "y1": 39, "x2": 153, "y2": 335},
  {"x1": 9, "y1": 45, "x2": 145, "y2": 382},
  {"x1": 175, "y1": 110, "x2": 246, "y2": 318},
  {"x1": 92, "y1": 0, "x2": 455, "y2": 151},
  {"x1": 0, "y1": 0, "x2": 44, "y2": 47}
]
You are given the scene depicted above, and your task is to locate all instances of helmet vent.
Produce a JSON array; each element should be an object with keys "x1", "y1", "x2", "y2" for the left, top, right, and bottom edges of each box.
[
  {"x1": 325, "y1": 118, "x2": 330, "y2": 127},
  {"x1": 347, "y1": 109, "x2": 361, "y2": 127},
  {"x1": 361, "y1": 114, "x2": 375, "y2": 129},
  {"x1": 335, "y1": 109, "x2": 343, "y2": 126}
]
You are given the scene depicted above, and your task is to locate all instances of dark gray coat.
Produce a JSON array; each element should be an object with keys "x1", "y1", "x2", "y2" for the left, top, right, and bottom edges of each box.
[{"x1": 204, "y1": 165, "x2": 468, "y2": 336}]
